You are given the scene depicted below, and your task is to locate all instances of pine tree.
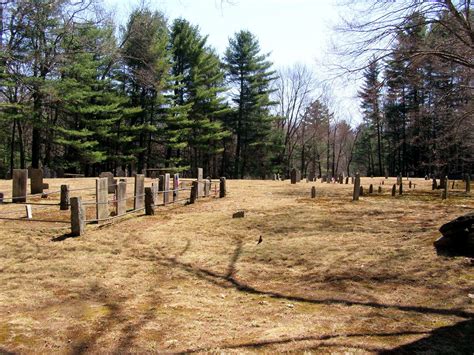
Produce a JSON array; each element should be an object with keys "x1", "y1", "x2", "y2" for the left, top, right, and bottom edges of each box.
[
  {"x1": 170, "y1": 18, "x2": 230, "y2": 177},
  {"x1": 224, "y1": 30, "x2": 276, "y2": 178}
]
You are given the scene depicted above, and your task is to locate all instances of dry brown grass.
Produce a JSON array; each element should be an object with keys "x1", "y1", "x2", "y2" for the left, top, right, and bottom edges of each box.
[{"x1": 0, "y1": 177, "x2": 473, "y2": 354}]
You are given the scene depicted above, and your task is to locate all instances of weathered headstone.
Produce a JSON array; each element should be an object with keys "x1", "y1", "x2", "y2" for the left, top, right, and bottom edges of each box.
[
  {"x1": 96, "y1": 177, "x2": 109, "y2": 222},
  {"x1": 70, "y1": 197, "x2": 85, "y2": 236},
  {"x1": 116, "y1": 167, "x2": 125, "y2": 177},
  {"x1": 378, "y1": 186, "x2": 382, "y2": 193},
  {"x1": 219, "y1": 177, "x2": 226, "y2": 198},
  {"x1": 440, "y1": 175, "x2": 446, "y2": 189},
  {"x1": 369, "y1": 184, "x2": 373, "y2": 194},
  {"x1": 134, "y1": 174, "x2": 145, "y2": 210},
  {"x1": 163, "y1": 173, "x2": 170, "y2": 205},
  {"x1": 151, "y1": 179, "x2": 159, "y2": 203},
  {"x1": 392, "y1": 184, "x2": 396, "y2": 196},
  {"x1": 345, "y1": 176, "x2": 349, "y2": 184},
  {"x1": 396, "y1": 174, "x2": 402, "y2": 186},
  {"x1": 359, "y1": 186, "x2": 364, "y2": 196},
  {"x1": 399, "y1": 181, "x2": 403, "y2": 195},
  {"x1": 30, "y1": 168, "x2": 43, "y2": 194},
  {"x1": 466, "y1": 174, "x2": 471, "y2": 193},
  {"x1": 311, "y1": 186, "x2": 316, "y2": 198},
  {"x1": 442, "y1": 176, "x2": 448, "y2": 200},
  {"x1": 60, "y1": 184, "x2": 70, "y2": 210},
  {"x1": 158, "y1": 175, "x2": 164, "y2": 203},
  {"x1": 145, "y1": 187, "x2": 155, "y2": 215},
  {"x1": 409, "y1": 181, "x2": 412, "y2": 189},
  {"x1": 197, "y1": 168, "x2": 203, "y2": 197},
  {"x1": 116, "y1": 180, "x2": 127, "y2": 216},
  {"x1": 432, "y1": 177, "x2": 438, "y2": 190},
  {"x1": 204, "y1": 179, "x2": 210, "y2": 197},
  {"x1": 353, "y1": 172, "x2": 360, "y2": 201},
  {"x1": 12, "y1": 169, "x2": 28, "y2": 203},
  {"x1": 290, "y1": 168, "x2": 297, "y2": 184},
  {"x1": 0, "y1": 192, "x2": 3, "y2": 204},
  {"x1": 99, "y1": 172, "x2": 116, "y2": 194}
]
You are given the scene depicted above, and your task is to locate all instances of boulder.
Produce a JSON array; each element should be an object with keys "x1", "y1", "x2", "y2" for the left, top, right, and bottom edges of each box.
[{"x1": 434, "y1": 213, "x2": 474, "y2": 256}]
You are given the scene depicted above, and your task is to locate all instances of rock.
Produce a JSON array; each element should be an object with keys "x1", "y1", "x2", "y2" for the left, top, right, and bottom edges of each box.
[
  {"x1": 434, "y1": 213, "x2": 474, "y2": 256},
  {"x1": 232, "y1": 211, "x2": 245, "y2": 218}
]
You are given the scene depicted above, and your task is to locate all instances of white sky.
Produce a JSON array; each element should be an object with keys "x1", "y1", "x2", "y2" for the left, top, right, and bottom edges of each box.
[{"x1": 102, "y1": 0, "x2": 362, "y2": 123}]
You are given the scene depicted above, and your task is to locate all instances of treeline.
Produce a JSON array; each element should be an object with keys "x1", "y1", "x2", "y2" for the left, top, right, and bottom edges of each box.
[
  {"x1": 352, "y1": 5, "x2": 473, "y2": 178},
  {"x1": 1, "y1": 1, "x2": 471, "y2": 180},
  {"x1": 0, "y1": 1, "x2": 277, "y2": 179}
]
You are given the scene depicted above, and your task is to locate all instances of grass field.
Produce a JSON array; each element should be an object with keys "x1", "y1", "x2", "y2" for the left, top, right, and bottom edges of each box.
[{"x1": 0, "y1": 177, "x2": 473, "y2": 354}]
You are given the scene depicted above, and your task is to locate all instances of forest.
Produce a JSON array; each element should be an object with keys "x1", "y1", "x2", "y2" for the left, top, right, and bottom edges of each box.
[{"x1": 0, "y1": 0, "x2": 472, "y2": 179}]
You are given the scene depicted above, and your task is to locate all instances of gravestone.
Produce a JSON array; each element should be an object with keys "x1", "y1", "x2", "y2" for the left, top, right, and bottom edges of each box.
[
  {"x1": 290, "y1": 168, "x2": 297, "y2": 184},
  {"x1": 432, "y1": 177, "x2": 438, "y2": 190},
  {"x1": 116, "y1": 167, "x2": 125, "y2": 177},
  {"x1": 232, "y1": 211, "x2": 245, "y2": 218},
  {"x1": 30, "y1": 168, "x2": 43, "y2": 194},
  {"x1": 134, "y1": 174, "x2": 145, "y2": 210},
  {"x1": 311, "y1": 186, "x2": 316, "y2": 198},
  {"x1": 359, "y1": 186, "x2": 364, "y2": 196},
  {"x1": 116, "y1": 180, "x2": 127, "y2": 216},
  {"x1": 369, "y1": 184, "x2": 373, "y2": 193},
  {"x1": 378, "y1": 186, "x2": 382, "y2": 193},
  {"x1": 466, "y1": 174, "x2": 471, "y2": 193},
  {"x1": 392, "y1": 184, "x2": 396, "y2": 196},
  {"x1": 219, "y1": 177, "x2": 226, "y2": 198},
  {"x1": 345, "y1": 176, "x2": 349, "y2": 184},
  {"x1": 397, "y1": 174, "x2": 402, "y2": 186},
  {"x1": 353, "y1": 173, "x2": 360, "y2": 201},
  {"x1": 409, "y1": 181, "x2": 412, "y2": 189},
  {"x1": 151, "y1": 179, "x2": 159, "y2": 203},
  {"x1": 399, "y1": 181, "x2": 403, "y2": 195},
  {"x1": 99, "y1": 172, "x2": 116, "y2": 194},
  {"x1": 12, "y1": 169, "x2": 28, "y2": 203},
  {"x1": 0, "y1": 192, "x2": 3, "y2": 204},
  {"x1": 96, "y1": 177, "x2": 109, "y2": 222}
]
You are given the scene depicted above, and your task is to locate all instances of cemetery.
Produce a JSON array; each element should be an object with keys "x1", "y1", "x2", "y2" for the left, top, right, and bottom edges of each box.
[{"x1": 0, "y1": 173, "x2": 472, "y2": 353}]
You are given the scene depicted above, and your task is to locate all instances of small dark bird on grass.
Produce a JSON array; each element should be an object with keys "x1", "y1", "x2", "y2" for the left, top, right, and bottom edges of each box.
[{"x1": 257, "y1": 235, "x2": 263, "y2": 245}]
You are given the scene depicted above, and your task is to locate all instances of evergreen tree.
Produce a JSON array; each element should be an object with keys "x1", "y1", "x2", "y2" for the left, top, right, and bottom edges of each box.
[
  {"x1": 223, "y1": 30, "x2": 276, "y2": 178},
  {"x1": 170, "y1": 18, "x2": 230, "y2": 177}
]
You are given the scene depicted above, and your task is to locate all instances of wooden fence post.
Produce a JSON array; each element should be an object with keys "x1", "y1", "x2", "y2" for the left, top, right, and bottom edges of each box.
[
  {"x1": 145, "y1": 187, "x2": 155, "y2": 215},
  {"x1": 352, "y1": 172, "x2": 360, "y2": 201},
  {"x1": 70, "y1": 197, "x2": 85, "y2": 236},
  {"x1": 60, "y1": 184, "x2": 70, "y2": 210},
  {"x1": 219, "y1": 177, "x2": 226, "y2": 198}
]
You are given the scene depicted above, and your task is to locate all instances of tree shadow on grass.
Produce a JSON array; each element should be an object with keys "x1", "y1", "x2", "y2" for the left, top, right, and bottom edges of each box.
[
  {"x1": 183, "y1": 330, "x2": 428, "y2": 353},
  {"x1": 51, "y1": 233, "x2": 79, "y2": 242},
  {"x1": 380, "y1": 318, "x2": 474, "y2": 354},
  {"x1": 153, "y1": 244, "x2": 474, "y2": 320}
]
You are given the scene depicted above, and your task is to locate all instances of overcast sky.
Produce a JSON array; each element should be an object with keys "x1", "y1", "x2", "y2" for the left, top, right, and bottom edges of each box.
[{"x1": 102, "y1": 0, "x2": 362, "y2": 123}]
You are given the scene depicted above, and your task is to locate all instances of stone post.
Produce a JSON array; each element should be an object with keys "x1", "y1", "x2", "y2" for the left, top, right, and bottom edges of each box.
[
  {"x1": 60, "y1": 184, "x2": 70, "y2": 210},
  {"x1": 204, "y1": 179, "x2": 210, "y2": 197},
  {"x1": 96, "y1": 177, "x2": 109, "y2": 222},
  {"x1": 145, "y1": 187, "x2": 155, "y2": 215},
  {"x1": 219, "y1": 177, "x2": 226, "y2": 198},
  {"x1": 197, "y1": 168, "x2": 203, "y2": 197},
  {"x1": 99, "y1": 172, "x2": 116, "y2": 194},
  {"x1": 353, "y1": 173, "x2": 360, "y2": 201},
  {"x1": 134, "y1": 174, "x2": 145, "y2": 210},
  {"x1": 311, "y1": 186, "x2": 316, "y2": 198},
  {"x1": 163, "y1": 173, "x2": 170, "y2": 205},
  {"x1": 70, "y1": 197, "x2": 85, "y2": 236},
  {"x1": 12, "y1": 169, "x2": 28, "y2": 203},
  {"x1": 158, "y1": 175, "x2": 164, "y2": 204},
  {"x1": 190, "y1": 181, "x2": 198, "y2": 204},
  {"x1": 173, "y1": 173, "x2": 179, "y2": 202},
  {"x1": 30, "y1": 168, "x2": 43, "y2": 194},
  {"x1": 116, "y1": 180, "x2": 127, "y2": 216}
]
